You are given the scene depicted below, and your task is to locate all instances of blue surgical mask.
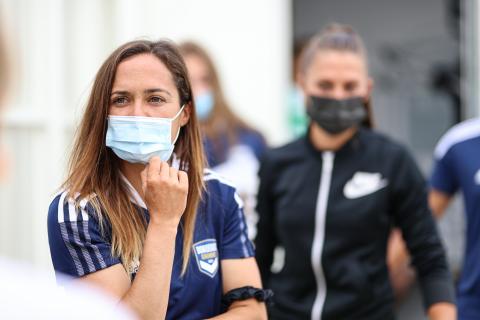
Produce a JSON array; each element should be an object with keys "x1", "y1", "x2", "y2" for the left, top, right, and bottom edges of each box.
[
  {"x1": 195, "y1": 91, "x2": 214, "y2": 120},
  {"x1": 106, "y1": 106, "x2": 185, "y2": 164}
]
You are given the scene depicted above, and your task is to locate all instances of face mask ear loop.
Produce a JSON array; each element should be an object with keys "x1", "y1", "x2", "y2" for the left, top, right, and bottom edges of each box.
[
  {"x1": 173, "y1": 104, "x2": 185, "y2": 120},
  {"x1": 171, "y1": 104, "x2": 185, "y2": 144}
]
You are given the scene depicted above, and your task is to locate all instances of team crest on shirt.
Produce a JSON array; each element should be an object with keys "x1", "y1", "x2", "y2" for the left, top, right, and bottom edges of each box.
[{"x1": 192, "y1": 239, "x2": 219, "y2": 278}]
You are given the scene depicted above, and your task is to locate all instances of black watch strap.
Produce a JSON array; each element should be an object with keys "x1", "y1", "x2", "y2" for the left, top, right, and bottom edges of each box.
[{"x1": 221, "y1": 286, "x2": 274, "y2": 309}]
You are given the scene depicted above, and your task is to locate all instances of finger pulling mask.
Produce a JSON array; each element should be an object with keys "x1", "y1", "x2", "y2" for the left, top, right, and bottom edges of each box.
[
  {"x1": 106, "y1": 106, "x2": 184, "y2": 164},
  {"x1": 306, "y1": 96, "x2": 366, "y2": 134}
]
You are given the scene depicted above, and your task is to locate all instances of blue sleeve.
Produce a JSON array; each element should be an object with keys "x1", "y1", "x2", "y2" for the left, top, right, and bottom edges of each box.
[
  {"x1": 221, "y1": 189, "x2": 255, "y2": 259},
  {"x1": 430, "y1": 148, "x2": 458, "y2": 195},
  {"x1": 238, "y1": 129, "x2": 267, "y2": 161},
  {"x1": 47, "y1": 191, "x2": 121, "y2": 279}
]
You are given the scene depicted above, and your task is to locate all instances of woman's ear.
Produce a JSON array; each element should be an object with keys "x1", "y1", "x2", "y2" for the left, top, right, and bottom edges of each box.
[{"x1": 180, "y1": 102, "x2": 191, "y2": 127}]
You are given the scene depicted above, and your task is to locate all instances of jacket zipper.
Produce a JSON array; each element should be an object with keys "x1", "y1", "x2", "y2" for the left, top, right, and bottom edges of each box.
[{"x1": 311, "y1": 151, "x2": 334, "y2": 320}]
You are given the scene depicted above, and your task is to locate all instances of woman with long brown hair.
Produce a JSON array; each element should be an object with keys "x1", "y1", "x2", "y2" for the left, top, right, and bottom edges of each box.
[
  {"x1": 255, "y1": 24, "x2": 455, "y2": 319},
  {"x1": 179, "y1": 42, "x2": 267, "y2": 239},
  {"x1": 47, "y1": 39, "x2": 268, "y2": 319}
]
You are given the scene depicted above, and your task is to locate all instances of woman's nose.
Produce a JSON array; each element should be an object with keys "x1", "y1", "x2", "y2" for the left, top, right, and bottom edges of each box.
[
  {"x1": 331, "y1": 88, "x2": 348, "y2": 100},
  {"x1": 131, "y1": 100, "x2": 148, "y2": 117}
]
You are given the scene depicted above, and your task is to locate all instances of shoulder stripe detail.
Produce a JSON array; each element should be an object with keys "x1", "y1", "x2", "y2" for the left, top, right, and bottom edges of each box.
[
  {"x1": 237, "y1": 207, "x2": 251, "y2": 257},
  {"x1": 56, "y1": 191, "x2": 91, "y2": 222},
  {"x1": 57, "y1": 191, "x2": 107, "y2": 275},
  {"x1": 203, "y1": 169, "x2": 236, "y2": 188},
  {"x1": 81, "y1": 208, "x2": 107, "y2": 269},
  {"x1": 57, "y1": 192, "x2": 86, "y2": 275},
  {"x1": 79, "y1": 195, "x2": 94, "y2": 210},
  {"x1": 234, "y1": 192, "x2": 244, "y2": 210},
  {"x1": 69, "y1": 219, "x2": 96, "y2": 273},
  {"x1": 435, "y1": 118, "x2": 480, "y2": 159},
  {"x1": 57, "y1": 191, "x2": 67, "y2": 223},
  {"x1": 204, "y1": 170, "x2": 245, "y2": 209},
  {"x1": 64, "y1": 201, "x2": 95, "y2": 273},
  {"x1": 68, "y1": 200, "x2": 80, "y2": 223},
  {"x1": 59, "y1": 223, "x2": 85, "y2": 276}
]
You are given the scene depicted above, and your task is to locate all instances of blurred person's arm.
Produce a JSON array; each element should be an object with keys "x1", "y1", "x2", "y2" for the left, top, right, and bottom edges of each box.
[
  {"x1": 389, "y1": 147, "x2": 455, "y2": 315},
  {"x1": 387, "y1": 229, "x2": 416, "y2": 301},
  {"x1": 429, "y1": 134, "x2": 458, "y2": 218},
  {"x1": 387, "y1": 189, "x2": 454, "y2": 301},
  {"x1": 207, "y1": 258, "x2": 267, "y2": 320},
  {"x1": 388, "y1": 137, "x2": 457, "y2": 304},
  {"x1": 386, "y1": 190, "x2": 454, "y2": 309},
  {"x1": 428, "y1": 302, "x2": 456, "y2": 319},
  {"x1": 254, "y1": 152, "x2": 277, "y2": 287},
  {"x1": 429, "y1": 189, "x2": 453, "y2": 218}
]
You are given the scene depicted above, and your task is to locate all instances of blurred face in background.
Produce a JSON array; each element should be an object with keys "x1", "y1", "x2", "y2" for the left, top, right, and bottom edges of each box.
[
  {"x1": 301, "y1": 49, "x2": 372, "y2": 101},
  {"x1": 184, "y1": 54, "x2": 212, "y2": 97},
  {"x1": 184, "y1": 54, "x2": 215, "y2": 121}
]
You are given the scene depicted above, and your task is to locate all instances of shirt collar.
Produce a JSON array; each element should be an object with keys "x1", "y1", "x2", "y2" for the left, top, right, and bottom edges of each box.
[{"x1": 120, "y1": 172, "x2": 147, "y2": 210}]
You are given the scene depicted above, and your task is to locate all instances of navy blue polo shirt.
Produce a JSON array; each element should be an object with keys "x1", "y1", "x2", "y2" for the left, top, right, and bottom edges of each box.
[
  {"x1": 47, "y1": 169, "x2": 255, "y2": 319},
  {"x1": 431, "y1": 118, "x2": 480, "y2": 320},
  {"x1": 203, "y1": 128, "x2": 266, "y2": 168}
]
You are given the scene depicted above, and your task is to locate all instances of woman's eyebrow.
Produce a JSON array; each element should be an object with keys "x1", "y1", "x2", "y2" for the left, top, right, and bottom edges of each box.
[
  {"x1": 111, "y1": 90, "x2": 130, "y2": 96},
  {"x1": 144, "y1": 88, "x2": 171, "y2": 96},
  {"x1": 110, "y1": 89, "x2": 171, "y2": 96}
]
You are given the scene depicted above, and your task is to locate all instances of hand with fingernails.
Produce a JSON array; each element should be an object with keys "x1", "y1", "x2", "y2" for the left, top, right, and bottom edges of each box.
[{"x1": 141, "y1": 156, "x2": 188, "y2": 227}]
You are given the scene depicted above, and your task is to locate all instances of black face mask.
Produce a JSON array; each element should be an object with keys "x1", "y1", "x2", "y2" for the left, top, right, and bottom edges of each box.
[{"x1": 306, "y1": 96, "x2": 367, "y2": 135}]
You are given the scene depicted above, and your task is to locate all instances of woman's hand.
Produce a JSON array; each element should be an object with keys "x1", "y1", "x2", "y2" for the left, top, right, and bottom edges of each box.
[{"x1": 141, "y1": 156, "x2": 188, "y2": 227}]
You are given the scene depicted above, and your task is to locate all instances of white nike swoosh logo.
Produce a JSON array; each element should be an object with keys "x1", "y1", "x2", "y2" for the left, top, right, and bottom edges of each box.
[{"x1": 344, "y1": 173, "x2": 388, "y2": 199}]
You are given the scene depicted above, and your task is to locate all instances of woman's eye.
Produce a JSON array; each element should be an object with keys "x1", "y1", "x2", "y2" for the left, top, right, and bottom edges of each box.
[
  {"x1": 149, "y1": 96, "x2": 166, "y2": 104},
  {"x1": 345, "y1": 82, "x2": 358, "y2": 92},
  {"x1": 112, "y1": 96, "x2": 128, "y2": 105},
  {"x1": 318, "y1": 81, "x2": 333, "y2": 91}
]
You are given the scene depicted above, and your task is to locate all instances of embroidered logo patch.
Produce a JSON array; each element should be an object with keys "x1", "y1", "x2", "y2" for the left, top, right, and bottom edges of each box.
[{"x1": 193, "y1": 239, "x2": 219, "y2": 278}]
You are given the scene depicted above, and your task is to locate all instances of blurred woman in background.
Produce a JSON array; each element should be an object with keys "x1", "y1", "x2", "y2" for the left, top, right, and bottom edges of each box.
[
  {"x1": 179, "y1": 42, "x2": 267, "y2": 239},
  {"x1": 255, "y1": 24, "x2": 456, "y2": 320}
]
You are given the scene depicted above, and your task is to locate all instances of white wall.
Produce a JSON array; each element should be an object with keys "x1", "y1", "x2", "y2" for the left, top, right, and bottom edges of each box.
[{"x1": 0, "y1": 0, "x2": 291, "y2": 271}]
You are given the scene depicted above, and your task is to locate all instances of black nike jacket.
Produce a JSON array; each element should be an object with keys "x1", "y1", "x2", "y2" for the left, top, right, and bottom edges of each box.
[{"x1": 255, "y1": 128, "x2": 455, "y2": 320}]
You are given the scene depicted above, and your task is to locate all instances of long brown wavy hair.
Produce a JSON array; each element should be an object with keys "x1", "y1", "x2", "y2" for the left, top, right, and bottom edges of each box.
[
  {"x1": 178, "y1": 42, "x2": 262, "y2": 162},
  {"x1": 300, "y1": 23, "x2": 375, "y2": 128},
  {"x1": 64, "y1": 40, "x2": 205, "y2": 275}
]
